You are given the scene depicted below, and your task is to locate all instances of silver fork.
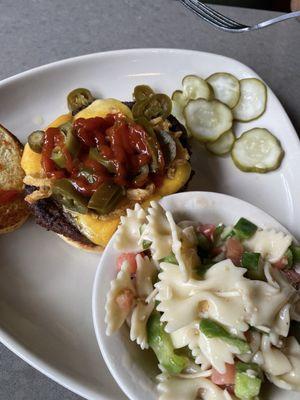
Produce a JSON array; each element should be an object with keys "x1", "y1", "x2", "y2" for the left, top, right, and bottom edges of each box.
[{"x1": 179, "y1": 0, "x2": 300, "y2": 32}]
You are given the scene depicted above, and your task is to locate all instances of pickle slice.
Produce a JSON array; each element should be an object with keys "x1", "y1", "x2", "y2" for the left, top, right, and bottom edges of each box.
[
  {"x1": 171, "y1": 90, "x2": 188, "y2": 126},
  {"x1": 231, "y1": 128, "x2": 284, "y2": 173},
  {"x1": 184, "y1": 99, "x2": 233, "y2": 142},
  {"x1": 206, "y1": 129, "x2": 235, "y2": 156},
  {"x1": 206, "y1": 72, "x2": 240, "y2": 108},
  {"x1": 233, "y1": 78, "x2": 267, "y2": 122},
  {"x1": 182, "y1": 75, "x2": 213, "y2": 101}
]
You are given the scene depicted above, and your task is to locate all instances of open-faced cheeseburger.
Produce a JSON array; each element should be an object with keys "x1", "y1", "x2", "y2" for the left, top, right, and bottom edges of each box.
[{"x1": 21, "y1": 86, "x2": 192, "y2": 252}]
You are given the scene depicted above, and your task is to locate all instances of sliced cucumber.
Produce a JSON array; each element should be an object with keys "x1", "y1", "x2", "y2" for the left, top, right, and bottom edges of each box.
[
  {"x1": 184, "y1": 99, "x2": 233, "y2": 142},
  {"x1": 182, "y1": 75, "x2": 213, "y2": 101},
  {"x1": 206, "y1": 129, "x2": 235, "y2": 156},
  {"x1": 232, "y1": 128, "x2": 284, "y2": 173},
  {"x1": 233, "y1": 78, "x2": 267, "y2": 122},
  {"x1": 171, "y1": 90, "x2": 188, "y2": 126},
  {"x1": 206, "y1": 72, "x2": 240, "y2": 108}
]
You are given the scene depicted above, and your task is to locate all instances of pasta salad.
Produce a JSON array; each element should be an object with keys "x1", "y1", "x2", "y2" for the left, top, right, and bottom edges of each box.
[{"x1": 105, "y1": 201, "x2": 300, "y2": 399}]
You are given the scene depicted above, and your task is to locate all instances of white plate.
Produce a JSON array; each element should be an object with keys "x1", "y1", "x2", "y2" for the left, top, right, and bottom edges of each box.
[
  {"x1": 0, "y1": 49, "x2": 299, "y2": 400},
  {"x1": 93, "y1": 191, "x2": 298, "y2": 400}
]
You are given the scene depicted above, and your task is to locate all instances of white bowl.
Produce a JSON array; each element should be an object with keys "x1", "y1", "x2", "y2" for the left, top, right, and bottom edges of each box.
[{"x1": 92, "y1": 191, "x2": 298, "y2": 400}]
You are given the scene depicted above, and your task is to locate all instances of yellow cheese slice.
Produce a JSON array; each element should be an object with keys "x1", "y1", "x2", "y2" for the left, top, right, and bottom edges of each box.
[
  {"x1": 75, "y1": 99, "x2": 133, "y2": 120},
  {"x1": 21, "y1": 100, "x2": 191, "y2": 247}
]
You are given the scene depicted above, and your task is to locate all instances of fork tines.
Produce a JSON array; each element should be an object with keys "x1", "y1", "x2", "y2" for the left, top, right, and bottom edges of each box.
[{"x1": 180, "y1": 0, "x2": 248, "y2": 30}]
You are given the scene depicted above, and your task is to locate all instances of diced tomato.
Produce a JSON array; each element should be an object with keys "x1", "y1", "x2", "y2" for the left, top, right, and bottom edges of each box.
[
  {"x1": 115, "y1": 289, "x2": 135, "y2": 312},
  {"x1": 197, "y1": 224, "x2": 216, "y2": 242},
  {"x1": 117, "y1": 253, "x2": 138, "y2": 274},
  {"x1": 211, "y1": 246, "x2": 224, "y2": 257},
  {"x1": 226, "y1": 237, "x2": 244, "y2": 266},
  {"x1": 273, "y1": 257, "x2": 288, "y2": 270},
  {"x1": 283, "y1": 269, "x2": 300, "y2": 285},
  {"x1": 211, "y1": 363, "x2": 236, "y2": 385}
]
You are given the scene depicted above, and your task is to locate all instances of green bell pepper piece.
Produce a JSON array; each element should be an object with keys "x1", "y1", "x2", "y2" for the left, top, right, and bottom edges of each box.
[
  {"x1": 234, "y1": 371, "x2": 262, "y2": 400},
  {"x1": 234, "y1": 218, "x2": 258, "y2": 240},
  {"x1": 200, "y1": 319, "x2": 250, "y2": 354},
  {"x1": 147, "y1": 311, "x2": 188, "y2": 374}
]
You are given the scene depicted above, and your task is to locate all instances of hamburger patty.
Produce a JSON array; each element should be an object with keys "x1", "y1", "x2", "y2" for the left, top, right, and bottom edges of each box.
[
  {"x1": 26, "y1": 110, "x2": 190, "y2": 247},
  {"x1": 25, "y1": 185, "x2": 93, "y2": 245}
]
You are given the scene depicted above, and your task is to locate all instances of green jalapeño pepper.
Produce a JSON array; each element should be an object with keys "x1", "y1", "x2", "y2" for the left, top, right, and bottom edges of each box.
[
  {"x1": 59, "y1": 122, "x2": 80, "y2": 157},
  {"x1": 133, "y1": 85, "x2": 154, "y2": 102},
  {"x1": 132, "y1": 94, "x2": 172, "y2": 121},
  {"x1": 67, "y1": 88, "x2": 94, "y2": 114},
  {"x1": 89, "y1": 148, "x2": 116, "y2": 173},
  {"x1": 135, "y1": 117, "x2": 161, "y2": 173},
  {"x1": 52, "y1": 179, "x2": 88, "y2": 214},
  {"x1": 88, "y1": 183, "x2": 123, "y2": 215},
  {"x1": 28, "y1": 130, "x2": 45, "y2": 153},
  {"x1": 51, "y1": 147, "x2": 66, "y2": 168}
]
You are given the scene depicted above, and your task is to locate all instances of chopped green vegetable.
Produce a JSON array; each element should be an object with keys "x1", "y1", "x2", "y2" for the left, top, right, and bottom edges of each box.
[
  {"x1": 221, "y1": 226, "x2": 235, "y2": 240},
  {"x1": 51, "y1": 147, "x2": 66, "y2": 168},
  {"x1": 214, "y1": 223, "x2": 225, "y2": 240},
  {"x1": 67, "y1": 88, "x2": 94, "y2": 114},
  {"x1": 196, "y1": 263, "x2": 213, "y2": 278},
  {"x1": 234, "y1": 218, "x2": 257, "y2": 240},
  {"x1": 88, "y1": 183, "x2": 123, "y2": 215},
  {"x1": 285, "y1": 248, "x2": 294, "y2": 269},
  {"x1": 236, "y1": 362, "x2": 263, "y2": 379},
  {"x1": 159, "y1": 252, "x2": 178, "y2": 265},
  {"x1": 291, "y1": 244, "x2": 300, "y2": 263},
  {"x1": 147, "y1": 311, "x2": 188, "y2": 374},
  {"x1": 59, "y1": 122, "x2": 80, "y2": 157},
  {"x1": 139, "y1": 224, "x2": 152, "y2": 250},
  {"x1": 142, "y1": 240, "x2": 152, "y2": 250},
  {"x1": 196, "y1": 232, "x2": 211, "y2": 251},
  {"x1": 234, "y1": 371, "x2": 262, "y2": 399},
  {"x1": 242, "y1": 252, "x2": 265, "y2": 281},
  {"x1": 200, "y1": 319, "x2": 250, "y2": 354},
  {"x1": 28, "y1": 130, "x2": 45, "y2": 153},
  {"x1": 77, "y1": 167, "x2": 97, "y2": 184},
  {"x1": 133, "y1": 94, "x2": 172, "y2": 121},
  {"x1": 133, "y1": 85, "x2": 154, "y2": 102},
  {"x1": 89, "y1": 147, "x2": 116, "y2": 173},
  {"x1": 134, "y1": 117, "x2": 160, "y2": 173},
  {"x1": 52, "y1": 179, "x2": 88, "y2": 214}
]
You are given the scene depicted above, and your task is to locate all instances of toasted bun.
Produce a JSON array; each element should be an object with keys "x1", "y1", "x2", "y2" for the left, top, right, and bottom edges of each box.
[
  {"x1": 57, "y1": 234, "x2": 104, "y2": 253},
  {"x1": 0, "y1": 125, "x2": 29, "y2": 234}
]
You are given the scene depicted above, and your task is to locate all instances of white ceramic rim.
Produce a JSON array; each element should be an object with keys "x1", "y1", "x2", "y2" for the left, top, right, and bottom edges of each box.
[
  {"x1": 92, "y1": 191, "x2": 293, "y2": 400},
  {"x1": 0, "y1": 48, "x2": 299, "y2": 400}
]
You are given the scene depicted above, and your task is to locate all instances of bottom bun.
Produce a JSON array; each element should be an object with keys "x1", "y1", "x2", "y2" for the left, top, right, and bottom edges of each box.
[
  {"x1": 57, "y1": 234, "x2": 104, "y2": 253},
  {"x1": 0, "y1": 199, "x2": 29, "y2": 235}
]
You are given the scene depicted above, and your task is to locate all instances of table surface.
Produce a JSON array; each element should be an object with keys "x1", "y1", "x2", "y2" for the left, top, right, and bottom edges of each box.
[{"x1": 0, "y1": 1, "x2": 299, "y2": 399}]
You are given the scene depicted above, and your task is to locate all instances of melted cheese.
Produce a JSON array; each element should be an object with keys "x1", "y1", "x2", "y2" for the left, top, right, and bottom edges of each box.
[
  {"x1": 21, "y1": 100, "x2": 191, "y2": 247},
  {"x1": 75, "y1": 98, "x2": 133, "y2": 120}
]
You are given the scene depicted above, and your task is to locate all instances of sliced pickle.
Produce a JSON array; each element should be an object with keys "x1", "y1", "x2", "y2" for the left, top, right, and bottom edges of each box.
[
  {"x1": 231, "y1": 128, "x2": 284, "y2": 173},
  {"x1": 206, "y1": 72, "x2": 240, "y2": 108},
  {"x1": 233, "y1": 78, "x2": 267, "y2": 122},
  {"x1": 206, "y1": 129, "x2": 235, "y2": 156},
  {"x1": 182, "y1": 75, "x2": 213, "y2": 101},
  {"x1": 184, "y1": 98, "x2": 233, "y2": 142}
]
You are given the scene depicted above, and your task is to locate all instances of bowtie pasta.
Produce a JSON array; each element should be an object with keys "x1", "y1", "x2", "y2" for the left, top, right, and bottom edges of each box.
[{"x1": 105, "y1": 201, "x2": 300, "y2": 399}]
